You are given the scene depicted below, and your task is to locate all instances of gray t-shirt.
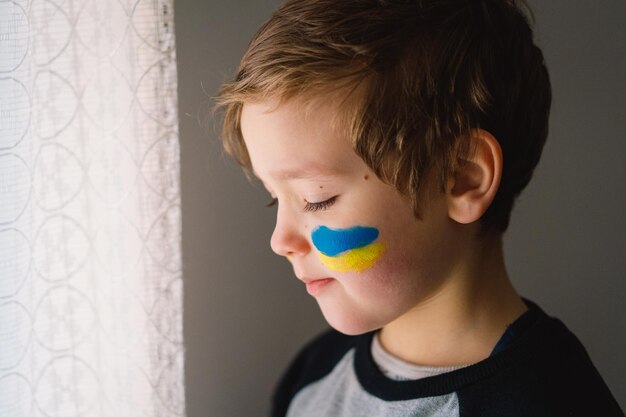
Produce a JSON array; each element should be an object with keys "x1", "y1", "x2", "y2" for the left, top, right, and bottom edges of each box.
[{"x1": 370, "y1": 332, "x2": 470, "y2": 381}]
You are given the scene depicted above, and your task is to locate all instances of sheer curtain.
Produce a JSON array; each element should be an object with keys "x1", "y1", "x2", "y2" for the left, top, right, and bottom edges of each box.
[{"x1": 0, "y1": 0, "x2": 184, "y2": 416}]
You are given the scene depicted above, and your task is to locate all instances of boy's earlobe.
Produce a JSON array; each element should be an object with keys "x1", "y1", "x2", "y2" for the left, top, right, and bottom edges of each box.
[{"x1": 447, "y1": 129, "x2": 502, "y2": 224}]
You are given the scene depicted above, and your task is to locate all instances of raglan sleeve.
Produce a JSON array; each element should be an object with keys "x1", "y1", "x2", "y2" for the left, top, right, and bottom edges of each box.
[{"x1": 270, "y1": 329, "x2": 354, "y2": 417}]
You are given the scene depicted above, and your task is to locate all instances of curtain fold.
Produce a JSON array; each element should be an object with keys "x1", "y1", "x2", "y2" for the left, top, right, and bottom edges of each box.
[{"x1": 0, "y1": 0, "x2": 184, "y2": 416}]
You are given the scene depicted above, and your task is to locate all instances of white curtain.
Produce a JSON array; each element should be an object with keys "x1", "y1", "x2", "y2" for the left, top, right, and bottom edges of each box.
[{"x1": 0, "y1": 0, "x2": 184, "y2": 416}]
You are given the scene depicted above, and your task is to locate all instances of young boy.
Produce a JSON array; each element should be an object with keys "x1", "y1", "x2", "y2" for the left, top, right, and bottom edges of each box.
[{"x1": 216, "y1": 0, "x2": 623, "y2": 416}]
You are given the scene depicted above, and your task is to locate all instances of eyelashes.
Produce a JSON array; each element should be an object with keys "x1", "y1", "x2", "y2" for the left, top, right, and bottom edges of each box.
[
  {"x1": 304, "y1": 196, "x2": 337, "y2": 212},
  {"x1": 266, "y1": 196, "x2": 338, "y2": 212}
]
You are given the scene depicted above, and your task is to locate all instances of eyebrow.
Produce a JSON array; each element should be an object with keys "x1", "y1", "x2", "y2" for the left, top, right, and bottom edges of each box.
[{"x1": 255, "y1": 165, "x2": 343, "y2": 181}]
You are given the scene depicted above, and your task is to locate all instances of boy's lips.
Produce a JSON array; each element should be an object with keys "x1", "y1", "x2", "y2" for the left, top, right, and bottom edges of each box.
[{"x1": 299, "y1": 277, "x2": 335, "y2": 297}]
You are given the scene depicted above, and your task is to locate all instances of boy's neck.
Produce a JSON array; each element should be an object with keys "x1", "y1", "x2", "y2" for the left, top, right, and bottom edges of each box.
[{"x1": 378, "y1": 235, "x2": 527, "y2": 367}]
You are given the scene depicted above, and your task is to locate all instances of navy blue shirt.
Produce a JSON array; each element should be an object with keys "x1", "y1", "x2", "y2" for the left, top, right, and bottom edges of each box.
[{"x1": 272, "y1": 299, "x2": 623, "y2": 417}]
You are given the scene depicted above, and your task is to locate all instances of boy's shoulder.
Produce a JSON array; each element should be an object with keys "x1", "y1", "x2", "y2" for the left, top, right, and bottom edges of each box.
[{"x1": 272, "y1": 301, "x2": 624, "y2": 417}]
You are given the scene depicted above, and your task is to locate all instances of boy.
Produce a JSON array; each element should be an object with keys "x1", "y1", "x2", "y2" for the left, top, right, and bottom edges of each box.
[{"x1": 216, "y1": 0, "x2": 623, "y2": 416}]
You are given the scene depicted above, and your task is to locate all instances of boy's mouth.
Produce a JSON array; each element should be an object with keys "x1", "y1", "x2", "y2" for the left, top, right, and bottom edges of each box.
[{"x1": 299, "y1": 277, "x2": 335, "y2": 297}]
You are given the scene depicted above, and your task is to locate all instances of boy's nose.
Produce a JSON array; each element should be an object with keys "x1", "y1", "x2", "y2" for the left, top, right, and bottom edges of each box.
[{"x1": 270, "y1": 212, "x2": 310, "y2": 258}]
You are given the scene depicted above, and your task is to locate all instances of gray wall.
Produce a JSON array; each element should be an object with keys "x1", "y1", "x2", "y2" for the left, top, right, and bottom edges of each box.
[{"x1": 176, "y1": 1, "x2": 626, "y2": 416}]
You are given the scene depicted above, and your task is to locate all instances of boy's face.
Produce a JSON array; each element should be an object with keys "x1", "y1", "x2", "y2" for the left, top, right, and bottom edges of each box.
[{"x1": 240, "y1": 97, "x2": 462, "y2": 335}]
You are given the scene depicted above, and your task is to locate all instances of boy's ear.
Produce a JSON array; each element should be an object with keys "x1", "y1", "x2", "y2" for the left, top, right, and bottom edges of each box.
[{"x1": 446, "y1": 129, "x2": 502, "y2": 224}]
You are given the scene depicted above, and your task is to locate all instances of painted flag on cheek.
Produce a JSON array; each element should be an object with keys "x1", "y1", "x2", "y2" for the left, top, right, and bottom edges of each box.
[{"x1": 311, "y1": 226, "x2": 385, "y2": 272}]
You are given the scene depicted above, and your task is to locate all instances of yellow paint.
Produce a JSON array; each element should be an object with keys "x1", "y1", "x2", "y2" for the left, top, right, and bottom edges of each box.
[{"x1": 317, "y1": 242, "x2": 385, "y2": 272}]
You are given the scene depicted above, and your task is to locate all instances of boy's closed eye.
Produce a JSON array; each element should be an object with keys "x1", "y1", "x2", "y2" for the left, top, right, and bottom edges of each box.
[
  {"x1": 303, "y1": 195, "x2": 337, "y2": 212},
  {"x1": 265, "y1": 196, "x2": 338, "y2": 212}
]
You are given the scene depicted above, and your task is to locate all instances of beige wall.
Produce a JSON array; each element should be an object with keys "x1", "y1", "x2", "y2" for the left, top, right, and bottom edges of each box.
[{"x1": 176, "y1": 1, "x2": 626, "y2": 415}]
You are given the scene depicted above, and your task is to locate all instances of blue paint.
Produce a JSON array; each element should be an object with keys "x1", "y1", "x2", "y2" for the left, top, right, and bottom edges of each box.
[{"x1": 311, "y1": 226, "x2": 379, "y2": 256}]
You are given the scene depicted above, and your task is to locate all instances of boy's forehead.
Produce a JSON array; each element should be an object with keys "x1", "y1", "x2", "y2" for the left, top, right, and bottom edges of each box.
[
  {"x1": 241, "y1": 99, "x2": 362, "y2": 181},
  {"x1": 241, "y1": 98, "x2": 345, "y2": 145}
]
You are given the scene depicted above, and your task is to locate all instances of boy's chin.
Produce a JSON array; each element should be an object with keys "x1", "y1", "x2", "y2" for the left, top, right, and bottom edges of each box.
[{"x1": 318, "y1": 304, "x2": 381, "y2": 336}]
